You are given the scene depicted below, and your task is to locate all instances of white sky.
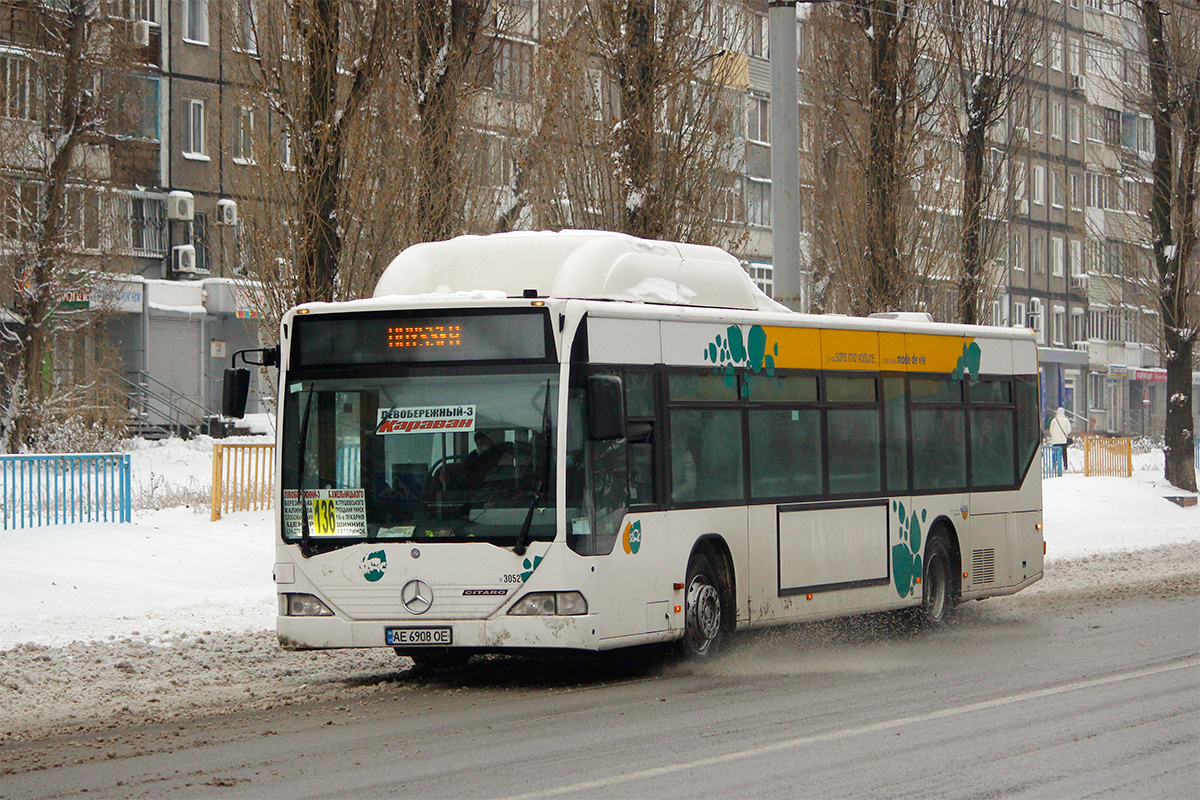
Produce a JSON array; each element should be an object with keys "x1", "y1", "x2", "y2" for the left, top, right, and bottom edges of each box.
[{"x1": 1, "y1": 438, "x2": 1196, "y2": 650}]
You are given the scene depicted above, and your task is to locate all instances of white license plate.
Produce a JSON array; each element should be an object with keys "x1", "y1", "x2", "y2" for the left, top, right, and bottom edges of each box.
[{"x1": 387, "y1": 627, "x2": 452, "y2": 646}]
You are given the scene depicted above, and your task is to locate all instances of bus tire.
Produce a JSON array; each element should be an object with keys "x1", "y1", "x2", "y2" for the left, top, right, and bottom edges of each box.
[
  {"x1": 679, "y1": 552, "x2": 725, "y2": 660},
  {"x1": 401, "y1": 648, "x2": 472, "y2": 670},
  {"x1": 919, "y1": 534, "x2": 956, "y2": 627}
]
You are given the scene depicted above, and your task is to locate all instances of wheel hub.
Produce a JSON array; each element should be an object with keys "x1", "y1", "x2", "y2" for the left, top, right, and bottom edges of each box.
[{"x1": 686, "y1": 577, "x2": 721, "y2": 648}]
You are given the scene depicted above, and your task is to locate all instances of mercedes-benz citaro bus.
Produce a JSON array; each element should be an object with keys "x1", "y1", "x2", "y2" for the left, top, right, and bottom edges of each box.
[{"x1": 224, "y1": 230, "x2": 1043, "y2": 667}]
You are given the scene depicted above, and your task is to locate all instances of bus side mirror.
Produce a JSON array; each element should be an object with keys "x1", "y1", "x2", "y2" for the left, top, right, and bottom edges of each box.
[
  {"x1": 587, "y1": 375, "x2": 625, "y2": 441},
  {"x1": 222, "y1": 368, "x2": 250, "y2": 419}
]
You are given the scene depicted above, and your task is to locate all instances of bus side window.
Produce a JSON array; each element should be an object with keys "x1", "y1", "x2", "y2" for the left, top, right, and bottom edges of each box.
[
  {"x1": 1015, "y1": 377, "x2": 1041, "y2": 477},
  {"x1": 882, "y1": 377, "x2": 908, "y2": 492},
  {"x1": 625, "y1": 370, "x2": 656, "y2": 505}
]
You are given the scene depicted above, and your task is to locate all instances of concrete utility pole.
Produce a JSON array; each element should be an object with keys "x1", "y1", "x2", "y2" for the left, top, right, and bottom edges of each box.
[{"x1": 769, "y1": 0, "x2": 802, "y2": 309}]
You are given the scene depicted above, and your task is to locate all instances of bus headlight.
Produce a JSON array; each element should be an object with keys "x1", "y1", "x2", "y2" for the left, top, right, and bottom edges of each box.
[
  {"x1": 508, "y1": 591, "x2": 588, "y2": 616},
  {"x1": 284, "y1": 593, "x2": 334, "y2": 616}
]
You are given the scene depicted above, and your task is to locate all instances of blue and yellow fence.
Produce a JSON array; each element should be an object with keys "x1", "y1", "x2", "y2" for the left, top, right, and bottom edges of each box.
[
  {"x1": 1041, "y1": 446, "x2": 1064, "y2": 478},
  {"x1": 0, "y1": 454, "x2": 132, "y2": 530},
  {"x1": 1084, "y1": 437, "x2": 1132, "y2": 478},
  {"x1": 211, "y1": 442, "x2": 275, "y2": 521}
]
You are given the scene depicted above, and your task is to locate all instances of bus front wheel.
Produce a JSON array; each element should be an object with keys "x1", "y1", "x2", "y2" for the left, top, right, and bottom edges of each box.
[
  {"x1": 919, "y1": 535, "x2": 956, "y2": 626},
  {"x1": 680, "y1": 553, "x2": 724, "y2": 659}
]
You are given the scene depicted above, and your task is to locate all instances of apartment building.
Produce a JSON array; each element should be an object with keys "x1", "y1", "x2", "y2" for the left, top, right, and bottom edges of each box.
[
  {"x1": 2, "y1": 0, "x2": 1185, "y2": 437},
  {"x1": 1, "y1": 0, "x2": 263, "y2": 430},
  {"x1": 743, "y1": 0, "x2": 1177, "y2": 437}
]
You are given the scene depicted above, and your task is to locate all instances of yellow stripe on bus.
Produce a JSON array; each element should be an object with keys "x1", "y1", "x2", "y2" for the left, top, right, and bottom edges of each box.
[{"x1": 762, "y1": 326, "x2": 973, "y2": 373}]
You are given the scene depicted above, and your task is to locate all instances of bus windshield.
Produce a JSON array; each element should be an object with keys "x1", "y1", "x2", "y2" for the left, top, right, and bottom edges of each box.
[{"x1": 280, "y1": 369, "x2": 558, "y2": 548}]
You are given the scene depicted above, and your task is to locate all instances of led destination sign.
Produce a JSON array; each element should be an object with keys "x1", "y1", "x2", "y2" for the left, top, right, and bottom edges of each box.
[
  {"x1": 388, "y1": 324, "x2": 463, "y2": 349},
  {"x1": 292, "y1": 309, "x2": 551, "y2": 367}
]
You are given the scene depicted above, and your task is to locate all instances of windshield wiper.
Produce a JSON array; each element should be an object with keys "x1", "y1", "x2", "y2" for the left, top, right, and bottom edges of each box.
[
  {"x1": 297, "y1": 388, "x2": 316, "y2": 558},
  {"x1": 514, "y1": 381, "x2": 552, "y2": 556}
]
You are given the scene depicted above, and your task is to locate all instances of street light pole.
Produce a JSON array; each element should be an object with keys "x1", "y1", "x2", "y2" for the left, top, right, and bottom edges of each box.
[{"x1": 769, "y1": 0, "x2": 801, "y2": 310}]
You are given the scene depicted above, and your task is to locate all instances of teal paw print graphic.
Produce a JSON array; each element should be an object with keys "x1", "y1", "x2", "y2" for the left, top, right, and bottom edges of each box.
[
  {"x1": 361, "y1": 550, "x2": 387, "y2": 583},
  {"x1": 702, "y1": 324, "x2": 778, "y2": 398},
  {"x1": 951, "y1": 341, "x2": 981, "y2": 381},
  {"x1": 892, "y1": 502, "x2": 924, "y2": 598},
  {"x1": 520, "y1": 555, "x2": 543, "y2": 581}
]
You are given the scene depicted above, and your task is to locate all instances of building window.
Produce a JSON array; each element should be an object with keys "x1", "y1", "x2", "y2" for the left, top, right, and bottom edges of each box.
[
  {"x1": 1029, "y1": 297, "x2": 1045, "y2": 344},
  {"x1": 191, "y1": 213, "x2": 208, "y2": 273},
  {"x1": 1070, "y1": 173, "x2": 1081, "y2": 210},
  {"x1": 1010, "y1": 230, "x2": 1025, "y2": 272},
  {"x1": 1069, "y1": 106, "x2": 1081, "y2": 143},
  {"x1": 1012, "y1": 300, "x2": 1027, "y2": 329},
  {"x1": 1032, "y1": 164, "x2": 1046, "y2": 206},
  {"x1": 1031, "y1": 96, "x2": 1044, "y2": 135},
  {"x1": 280, "y1": 129, "x2": 293, "y2": 169},
  {"x1": 1053, "y1": 306, "x2": 1066, "y2": 346},
  {"x1": 748, "y1": 95, "x2": 769, "y2": 144},
  {"x1": 1071, "y1": 309, "x2": 1085, "y2": 345},
  {"x1": 1052, "y1": 170, "x2": 1064, "y2": 208},
  {"x1": 233, "y1": 107, "x2": 255, "y2": 164},
  {"x1": 1, "y1": 54, "x2": 36, "y2": 121},
  {"x1": 1051, "y1": 101, "x2": 1063, "y2": 140},
  {"x1": 1052, "y1": 236, "x2": 1065, "y2": 276},
  {"x1": 1124, "y1": 177, "x2": 1138, "y2": 212},
  {"x1": 1050, "y1": 33, "x2": 1063, "y2": 72},
  {"x1": 1102, "y1": 108, "x2": 1120, "y2": 146},
  {"x1": 183, "y1": 99, "x2": 206, "y2": 157},
  {"x1": 128, "y1": 194, "x2": 167, "y2": 254},
  {"x1": 747, "y1": 262, "x2": 773, "y2": 296},
  {"x1": 1032, "y1": 233, "x2": 1045, "y2": 274},
  {"x1": 184, "y1": 0, "x2": 209, "y2": 44},
  {"x1": 493, "y1": 37, "x2": 532, "y2": 97},
  {"x1": 746, "y1": 178, "x2": 771, "y2": 226},
  {"x1": 236, "y1": 0, "x2": 258, "y2": 53},
  {"x1": 64, "y1": 188, "x2": 103, "y2": 251}
]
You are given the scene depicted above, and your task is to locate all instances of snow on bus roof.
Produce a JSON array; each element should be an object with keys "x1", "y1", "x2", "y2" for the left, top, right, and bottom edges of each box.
[{"x1": 372, "y1": 230, "x2": 789, "y2": 312}]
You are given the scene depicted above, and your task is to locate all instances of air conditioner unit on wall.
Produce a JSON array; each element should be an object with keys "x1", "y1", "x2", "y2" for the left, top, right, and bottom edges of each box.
[
  {"x1": 134, "y1": 20, "x2": 152, "y2": 47},
  {"x1": 167, "y1": 191, "x2": 194, "y2": 221},
  {"x1": 216, "y1": 198, "x2": 238, "y2": 226},
  {"x1": 172, "y1": 244, "x2": 196, "y2": 273}
]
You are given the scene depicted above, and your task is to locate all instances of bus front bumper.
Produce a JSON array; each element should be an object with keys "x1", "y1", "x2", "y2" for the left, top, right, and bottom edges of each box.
[{"x1": 276, "y1": 614, "x2": 602, "y2": 652}]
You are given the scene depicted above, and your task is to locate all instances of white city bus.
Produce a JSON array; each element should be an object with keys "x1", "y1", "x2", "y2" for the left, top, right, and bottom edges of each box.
[{"x1": 231, "y1": 230, "x2": 1043, "y2": 666}]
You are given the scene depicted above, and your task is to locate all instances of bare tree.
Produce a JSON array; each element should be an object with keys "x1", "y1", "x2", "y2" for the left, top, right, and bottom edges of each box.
[
  {"x1": 517, "y1": 0, "x2": 745, "y2": 248},
  {"x1": 937, "y1": 0, "x2": 1045, "y2": 324},
  {"x1": 1142, "y1": 0, "x2": 1199, "y2": 491},
  {"x1": 229, "y1": 1, "x2": 497, "y2": 333},
  {"x1": 0, "y1": 0, "x2": 128, "y2": 452},
  {"x1": 808, "y1": 1, "x2": 944, "y2": 315}
]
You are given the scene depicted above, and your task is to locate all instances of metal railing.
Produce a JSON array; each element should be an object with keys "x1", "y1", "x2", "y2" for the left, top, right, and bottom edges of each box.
[
  {"x1": 1041, "y1": 446, "x2": 1064, "y2": 478},
  {"x1": 211, "y1": 442, "x2": 275, "y2": 521},
  {"x1": 1084, "y1": 437, "x2": 1133, "y2": 478},
  {"x1": 1, "y1": 454, "x2": 131, "y2": 530},
  {"x1": 120, "y1": 370, "x2": 215, "y2": 438}
]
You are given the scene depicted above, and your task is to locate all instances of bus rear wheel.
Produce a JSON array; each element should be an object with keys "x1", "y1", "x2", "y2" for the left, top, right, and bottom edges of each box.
[
  {"x1": 919, "y1": 535, "x2": 956, "y2": 627},
  {"x1": 679, "y1": 553, "x2": 724, "y2": 660}
]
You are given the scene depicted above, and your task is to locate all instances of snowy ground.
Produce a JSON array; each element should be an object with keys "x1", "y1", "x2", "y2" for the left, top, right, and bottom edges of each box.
[{"x1": 1, "y1": 438, "x2": 1198, "y2": 740}]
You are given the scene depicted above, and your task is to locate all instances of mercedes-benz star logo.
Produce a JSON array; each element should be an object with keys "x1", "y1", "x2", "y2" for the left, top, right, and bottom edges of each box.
[{"x1": 401, "y1": 579, "x2": 433, "y2": 615}]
